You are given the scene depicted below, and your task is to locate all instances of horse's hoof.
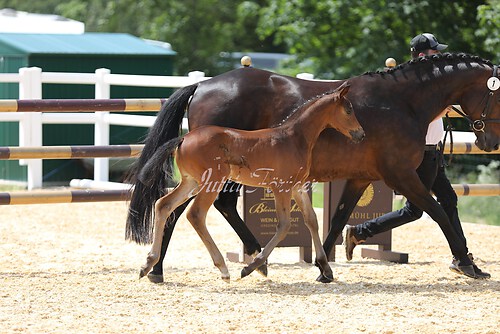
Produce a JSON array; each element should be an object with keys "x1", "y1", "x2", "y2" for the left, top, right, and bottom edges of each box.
[
  {"x1": 241, "y1": 267, "x2": 253, "y2": 278},
  {"x1": 222, "y1": 276, "x2": 230, "y2": 283},
  {"x1": 256, "y1": 263, "x2": 268, "y2": 277},
  {"x1": 316, "y1": 273, "x2": 334, "y2": 283},
  {"x1": 147, "y1": 273, "x2": 164, "y2": 284}
]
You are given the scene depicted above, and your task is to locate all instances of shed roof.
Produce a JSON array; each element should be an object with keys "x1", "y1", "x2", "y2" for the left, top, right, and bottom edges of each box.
[
  {"x1": 0, "y1": 8, "x2": 85, "y2": 34},
  {"x1": 0, "y1": 32, "x2": 176, "y2": 56}
]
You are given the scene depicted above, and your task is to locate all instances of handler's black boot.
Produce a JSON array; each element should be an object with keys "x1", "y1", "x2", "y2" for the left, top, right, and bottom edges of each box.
[
  {"x1": 449, "y1": 253, "x2": 490, "y2": 279},
  {"x1": 343, "y1": 225, "x2": 366, "y2": 261}
]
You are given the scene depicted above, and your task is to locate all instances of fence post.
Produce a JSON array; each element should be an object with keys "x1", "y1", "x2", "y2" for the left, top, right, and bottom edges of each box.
[
  {"x1": 18, "y1": 67, "x2": 43, "y2": 190},
  {"x1": 94, "y1": 68, "x2": 111, "y2": 182},
  {"x1": 296, "y1": 73, "x2": 315, "y2": 80},
  {"x1": 188, "y1": 71, "x2": 205, "y2": 82}
]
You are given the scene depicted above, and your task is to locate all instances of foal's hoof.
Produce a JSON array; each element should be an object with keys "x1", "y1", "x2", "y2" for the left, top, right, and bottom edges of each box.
[
  {"x1": 147, "y1": 273, "x2": 164, "y2": 284},
  {"x1": 241, "y1": 266, "x2": 253, "y2": 278},
  {"x1": 316, "y1": 273, "x2": 334, "y2": 283},
  {"x1": 256, "y1": 263, "x2": 268, "y2": 277},
  {"x1": 139, "y1": 268, "x2": 148, "y2": 279}
]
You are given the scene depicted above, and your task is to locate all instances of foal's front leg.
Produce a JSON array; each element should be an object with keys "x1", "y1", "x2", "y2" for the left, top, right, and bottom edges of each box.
[
  {"x1": 292, "y1": 187, "x2": 334, "y2": 283},
  {"x1": 241, "y1": 190, "x2": 292, "y2": 278}
]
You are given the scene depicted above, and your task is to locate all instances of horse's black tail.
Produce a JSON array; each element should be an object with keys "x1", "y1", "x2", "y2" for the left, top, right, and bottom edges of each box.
[{"x1": 125, "y1": 83, "x2": 198, "y2": 244}]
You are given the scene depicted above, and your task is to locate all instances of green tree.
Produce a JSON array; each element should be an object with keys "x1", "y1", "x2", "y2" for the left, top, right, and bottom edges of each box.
[
  {"x1": 0, "y1": 0, "x2": 282, "y2": 75},
  {"x1": 55, "y1": 0, "x2": 284, "y2": 75},
  {"x1": 138, "y1": 0, "x2": 234, "y2": 74},
  {"x1": 0, "y1": 0, "x2": 61, "y2": 13},
  {"x1": 140, "y1": 0, "x2": 284, "y2": 74},
  {"x1": 2, "y1": 0, "x2": 497, "y2": 76},
  {"x1": 257, "y1": 0, "x2": 495, "y2": 78},
  {"x1": 477, "y1": 0, "x2": 500, "y2": 59}
]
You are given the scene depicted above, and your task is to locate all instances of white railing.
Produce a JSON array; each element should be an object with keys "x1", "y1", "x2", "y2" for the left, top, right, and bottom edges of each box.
[{"x1": 0, "y1": 67, "x2": 210, "y2": 189}]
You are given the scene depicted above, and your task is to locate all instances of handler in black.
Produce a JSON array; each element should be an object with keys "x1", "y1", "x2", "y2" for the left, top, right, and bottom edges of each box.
[{"x1": 343, "y1": 33, "x2": 490, "y2": 279}]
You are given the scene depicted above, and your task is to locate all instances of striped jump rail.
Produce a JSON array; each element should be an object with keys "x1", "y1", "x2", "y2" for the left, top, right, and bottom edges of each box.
[
  {"x1": 0, "y1": 189, "x2": 131, "y2": 205},
  {"x1": 451, "y1": 184, "x2": 500, "y2": 197},
  {"x1": 0, "y1": 99, "x2": 465, "y2": 116},
  {"x1": 0, "y1": 98, "x2": 167, "y2": 112},
  {"x1": 0, "y1": 183, "x2": 497, "y2": 205},
  {"x1": 0, "y1": 142, "x2": 493, "y2": 160},
  {"x1": 0, "y1": 145, "x2": 143, "y2": 160}
]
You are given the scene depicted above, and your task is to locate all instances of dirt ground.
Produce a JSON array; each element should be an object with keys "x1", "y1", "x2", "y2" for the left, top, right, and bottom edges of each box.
[{"x1": 0, "y1": 201, "x2": 498, "y2": 334}]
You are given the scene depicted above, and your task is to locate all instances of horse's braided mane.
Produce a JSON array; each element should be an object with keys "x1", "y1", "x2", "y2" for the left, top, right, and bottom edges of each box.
[
  {"x1": 274, "y1": 88, "x2": 343, "y2": 127},
  {"x1": 362, "y1": 52, "x2": 494, "y2": 77}
]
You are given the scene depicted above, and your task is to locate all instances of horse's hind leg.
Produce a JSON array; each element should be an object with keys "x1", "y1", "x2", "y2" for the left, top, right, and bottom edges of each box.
[
  {"x1": 187, "y1": 191, "x2": 231, "y2": 281},
  {"x1": 213, "y1": 181, "x2": 267, "y2": 276},
  {"x1": 241, "y1": 191, "x2": 292, "y2": 279},
  {"x1": 292, "y1": 188, "x2": 334, "y2": 283},
  {"x1": 140, "y1": 177, "x2": 198, "y2": 279}
]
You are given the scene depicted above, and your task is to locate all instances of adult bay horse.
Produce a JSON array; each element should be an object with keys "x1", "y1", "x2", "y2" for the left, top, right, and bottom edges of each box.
[
  {"x1": 137, "y1": 83, "x2": 364, "y2": 282},
  {"x1": 126, "y1": 53, "x2": 500, "y2": 283}
]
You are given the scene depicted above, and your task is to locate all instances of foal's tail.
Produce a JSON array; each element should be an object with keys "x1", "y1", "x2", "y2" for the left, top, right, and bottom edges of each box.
[
  {"x1": 137, "y1": 137, "x2": 184, "y2": 188},
  {"x1": 125, "y1": 83, "x2": 198, "y2": 244}
]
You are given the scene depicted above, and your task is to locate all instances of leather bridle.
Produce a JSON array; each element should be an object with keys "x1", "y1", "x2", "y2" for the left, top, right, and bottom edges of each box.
[{"x1": 452, "y1": 64, "x2": 500, "y2": 133}]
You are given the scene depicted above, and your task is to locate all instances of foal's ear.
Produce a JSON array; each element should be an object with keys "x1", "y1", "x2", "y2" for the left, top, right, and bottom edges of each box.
[{"x1": 337, "y1": 81, "x2": 351, "y2": 98}]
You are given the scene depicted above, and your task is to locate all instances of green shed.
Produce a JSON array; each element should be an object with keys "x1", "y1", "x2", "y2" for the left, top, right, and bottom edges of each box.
[{"x1": 0, "y1": 32, "x2": 176, "y2": 185}]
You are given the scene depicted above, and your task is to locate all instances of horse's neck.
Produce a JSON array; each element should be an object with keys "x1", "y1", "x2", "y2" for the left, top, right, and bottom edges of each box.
[
  {"x1": 412, "y1": 84, "x2": 451, "y2": 124},
  {"x1": 407, "y1": 63, "x2": 487, "y2": 124}
]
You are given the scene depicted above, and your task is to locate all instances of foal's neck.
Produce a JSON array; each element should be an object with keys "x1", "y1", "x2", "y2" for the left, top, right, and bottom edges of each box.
[{"x1": 281, "y1": 95, "x2": 337, "y2": 148}]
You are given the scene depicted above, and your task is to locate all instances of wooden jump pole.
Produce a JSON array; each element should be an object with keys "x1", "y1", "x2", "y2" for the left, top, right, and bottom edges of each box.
[
  {"x1": 0, "y1": 183, "x2": 496, "y2": 206},
  {"x1": 0, "y1": 98, "x2": 462, "y2": 117},
  {"x1": 451, "y1": 184, "x2": 500, "y2": 196},
  {"x1": 0, "y1": 141, "x2": 494, "y2": 161},
  {"x1": 0, "y1": 189, "x2": 131, "y2": 205},
  {"x1": 0, "y1": 144, "x2": 143, "y2": 160},
  {"x1": 442, "y1": 142, "x2": 496, "y2": 154},
  {"x1": 0, "y1": 98, "x2": 166, "y2": 112}
]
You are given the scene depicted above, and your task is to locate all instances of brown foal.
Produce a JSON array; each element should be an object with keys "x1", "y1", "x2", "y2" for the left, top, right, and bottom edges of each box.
[{"x1": 139, "y1": 82, "x2": 364, "y2": 282}]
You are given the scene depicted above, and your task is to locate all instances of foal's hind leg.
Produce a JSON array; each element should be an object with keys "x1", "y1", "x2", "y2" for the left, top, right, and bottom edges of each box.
[
  {"x1": 292, "y1": 188, "x2": 334, "y2": 283},
  {"x1": 149, "y1": 198, "x2": 194, "y2": 283},
  {"x1": 241, "y1": 191, "x2": 292, "y2": 279},
  {"x1": 213, "y1": 182, "x2": 267, "y2": 276},
  {"x1": 187, "y1": 191, "x2": 231, "y2": 282},
  {"x1": 140, "y1": 178, "x2": 198, "y2": 279}
]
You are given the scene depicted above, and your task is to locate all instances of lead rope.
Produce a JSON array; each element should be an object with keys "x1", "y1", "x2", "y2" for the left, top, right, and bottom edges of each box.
[{"x1": 441, "y1": 112, "x2": 454, "y2": 166}]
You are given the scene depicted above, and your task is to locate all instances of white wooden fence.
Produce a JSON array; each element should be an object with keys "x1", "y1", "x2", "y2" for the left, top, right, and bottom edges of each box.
[{"x1": 0, "y1": 67, "x2": 209, "y2": 189}]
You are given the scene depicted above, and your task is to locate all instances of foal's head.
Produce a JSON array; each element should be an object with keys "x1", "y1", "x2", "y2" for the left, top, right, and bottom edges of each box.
[{"x1": 322, "y1": 82, "x2": 365, "y2": 143}]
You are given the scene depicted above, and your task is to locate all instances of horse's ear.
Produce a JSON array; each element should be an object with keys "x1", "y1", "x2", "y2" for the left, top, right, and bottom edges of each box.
[{"x1": 337, "y1": 81, "x2": 351, "y2": 98}]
